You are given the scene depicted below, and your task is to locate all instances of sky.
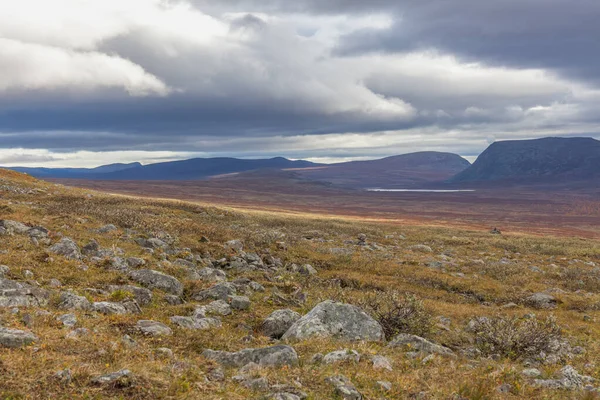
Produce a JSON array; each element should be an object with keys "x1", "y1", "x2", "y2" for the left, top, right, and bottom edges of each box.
[{"x1": 1, "y1": 0, "x2": 599, "y2": 167}]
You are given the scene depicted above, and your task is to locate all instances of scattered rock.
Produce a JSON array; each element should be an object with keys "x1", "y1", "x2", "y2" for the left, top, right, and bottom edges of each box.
[
  {"x1": 408, "y1": 244, "x2": 433, "y2": 253},
  {"x1": 282, "y1": 300, "x2": 384, "y2": 342},
  {"x1": 136, "y1": 320, "x2": 172, "y2": 336},
  {"x1": 325, "y1": 375, "x2": 362, "y2": 400},
  {"x1": 193, "y1": 282, "x2": 237, "y2": 301},
  {"x1": 228, "y1": 295, "x2": 251, "y2": 310},
  {"x1": 323, "y1": 349, "x2": 360, "y2": 364},
  {"x1": 388, "y1": 334, "x2": 456, "y2": 358},
  {"x1": 108, "y1": 285, "x2": 153, "y2": 306},
  {"x1": 202, "y1": 345, "x2": 299, "y2": 368},
  {"x1": 523, "y1": 368, "x2": 542, "y2": 378},
  {"x1": 57, "y1": 292, "x2": 92, "y2": 311},
  {"x1": 170, "y1": 316, "x2": 221, "y2": 330},
  {"x1": 97, "y1": 224, "x2": 117, "y2": 233},
  {"x1": 298, "y1": 264, "x2": 317, "y2": 276},
  {"x1": 93, "y1": 301, "x2": 130, "y2": 315},
  {"x1": 129, "y1": 269, "x2": 183, "y2": 296},
  {"x1": 261, "y1": 309, "x2": 301, "y2": 339},
  {"x1": 66, "y1": 328, "x2": 89, "y2": 340},
  {"x1": 534, "y1": 365, "x2": 594, "y2": 390},
  {"x1": 0, "y1": 327, "x2": 38, "y2": 347},
  {"x1": 525, "y1": 293, "x2": 558, "y2": 309},
  {"x1": 197, "y1": 267, "x2": 227, "y2": 282},
  {"x1": 371, "y1": 355, "x2": 393, "y2": 371},
  {"x1": 224, "y1": 239, "x2": 244, "y2": 253},
  {"x1": 126, "y1": 257, "x2": 146, "y2": 268},
  {"x1": 91, "y1": 369, "x2": 133, "y2": 386},
  {"x1": 57, "y1": 313, "x2": 77, "y2": 327},
  {"x1": 376, "y1": 381, "x2": 392, "y2": 391},
  {"x1": 48, "y1": 238, "x2": 82, "y2": 260}
]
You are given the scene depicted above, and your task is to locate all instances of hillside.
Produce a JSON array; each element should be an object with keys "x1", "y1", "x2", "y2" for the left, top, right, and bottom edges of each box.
[
  {"x1": 292, "y1": 151, "x2": 471, "y2": 188},
  {"x1": 9, "y1": 162, "x2": 142, "y2": 178},
  {"x1": 450, "y1": 137, "x2": 600, "y2": 184},
  {"x1": 2, "y1": 168, "x2": 600, "y2": 398}
]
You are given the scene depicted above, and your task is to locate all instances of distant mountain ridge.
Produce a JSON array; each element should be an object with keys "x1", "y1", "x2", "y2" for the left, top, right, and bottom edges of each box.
[
  {"x1": 293, "y1": 151, "x2": 471, "y2": 188},
  {"x1": 450, "y1": 137, "x2": 600, "y2": 184},
  {"x1": 2, "y1": 152, "x2": 471, "y2": 187},
  {"x1": 9, "y1": 162, "x2": 142, "y2": 178}
]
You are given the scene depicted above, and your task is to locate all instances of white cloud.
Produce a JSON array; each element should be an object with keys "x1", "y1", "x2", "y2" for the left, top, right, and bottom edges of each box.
[{"x1": 0, "y1": 38, "x2": 169, "y2": 96}]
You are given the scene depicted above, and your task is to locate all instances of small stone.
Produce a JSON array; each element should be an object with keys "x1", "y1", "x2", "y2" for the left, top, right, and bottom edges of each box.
[
  {"x1": 376, "y1": 381, "x2": 392, "y2": 391},
  {"x1": 66, "y1": 328, "x2": 89, "y2": 340},
  {"x1": 522, "y1": 368, "x2": 542, "y2": 378},
  {"x1": 224, "y1": 240, "x2": 244, "y2": 253},
  {"x1": 137, "y1": 320, "x2": 172, "y2": 336},
  {"x1": 323, "y1": 349, "x2": 360, "y2": 364},
  {"x1": 228, "y1": 295, "x2": 251, "y2": 310},
  {"x1": 298, "y1": 264, "x2": 317, "y2": 276},
  {"x1": 91, "y1": 369, "x2": 133, "y2": 386},
  {"x1": 57, "y1": 313, "x2": 77, "y2": 327},
  {"x1": 371, "y1": 355, "x2": 393, "y2": 371},
  {"x1": 325, "y1": 375, "x2": 362, "y2": 400},
  {"x1": 121, "y1": 334, "x2": 137, "y2": 348},
  {"x1": 155, "y1": 347, "x2": 174, "y2": 359},
  {"x1": 497, "y1": 383, "x2": 513, "y2": 393}
]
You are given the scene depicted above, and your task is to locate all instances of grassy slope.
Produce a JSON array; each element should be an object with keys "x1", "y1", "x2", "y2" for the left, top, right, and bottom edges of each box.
[{"x1": 1, "y1": 169, "x2": 600, "y2": 399}]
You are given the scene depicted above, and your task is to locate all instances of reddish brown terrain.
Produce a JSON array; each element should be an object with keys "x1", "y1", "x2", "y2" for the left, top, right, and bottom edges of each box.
[{"x1": 53, "y1": 170, "x2": 600, "y2": 239}]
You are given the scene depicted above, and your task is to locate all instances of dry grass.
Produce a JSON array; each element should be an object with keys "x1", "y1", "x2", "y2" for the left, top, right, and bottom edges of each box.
[{"x1": 1, "y1": 169, "x2": 600, "y2": 399}]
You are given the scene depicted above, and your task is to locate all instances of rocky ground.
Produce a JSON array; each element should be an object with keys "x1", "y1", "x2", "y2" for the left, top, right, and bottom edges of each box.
[{"x1": 1, "y1": 168, "x2": 600, "y2": 399}]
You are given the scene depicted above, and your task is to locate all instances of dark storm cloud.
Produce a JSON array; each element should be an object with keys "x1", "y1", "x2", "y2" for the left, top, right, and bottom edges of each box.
[{"x1": 336, "y1": 0, "x2": 600, "y2": 85}]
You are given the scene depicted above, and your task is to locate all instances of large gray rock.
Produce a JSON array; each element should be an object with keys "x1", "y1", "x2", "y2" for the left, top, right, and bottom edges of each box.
[
  {"x1": 202, "y1": 345, "x2": 298, "y2": 368},
  {"x1": 526, "y1": 293, "x2": 558, "y2": 309},
  {"x1": 323, "y1": 349, "x2": 361, "y2": 364},
  {"x1": 135, "y1": 237, "x2": 168, "y2": 249},
  {"x1": 0, "y1": 327, "x2": 38, "y2": 347},
  {"x1": 108, "y1": 285, "x2": 153, "y2": 306},
  {"x1": 197, "y1": 267, "x2": 227, "y2": 282},
  {"x1": 91, "y1": 369, "x2": 132, "y2": 385},
  {"x1": 193, "y1": 282, "x2": 237, "y2": 301},
  {"x1": 281, "y1": 301, "x2": 384, "y2": 342},
  {"x1": 136, "y1": 320, "x2": 172, "y2": 336},
  {"x1": 170, "y1": 316, "x2": 221, "y2": 330},
  {"x1": 0, "y1": 220, "x2": 31, "y2": 235},
  {"x1": 48, "y1": 238, "x2": 82, "y2": 260},
  {"x1": 325, "y1": 375, "x2": 362, "y2": 400},
  {"x1": 388, "y1": 334, "x2": 456, "y2": 358},
  {"x1": 57, "y1": 292, "x2": 92, "y2": 311},
  {"x1": 0, "y1": 279, "x2": 50, "y2": 307},
  {"x1": 534, "y1": 365, "x2": 594, "y2": 390},
  {"x1": 129, "y1": 269, "x2": 183, "y2": 296},
  {"x1": 262, "y1": 309, "x2": 302, "y2": 339},
  {"x1": 92, "y1": 302, "x2": 130, "y2": 315},
  {"x1": 228, "y1": 295, "x2": 250, "y2": 310}
]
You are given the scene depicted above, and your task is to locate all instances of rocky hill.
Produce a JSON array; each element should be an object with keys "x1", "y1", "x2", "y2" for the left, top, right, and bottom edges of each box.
[
  {"x1": 1, "y1": 168, "x2": 600, "y2": 399},
  {"x1": 450, "y1": 137, "x2": 600, "y2": 184}
]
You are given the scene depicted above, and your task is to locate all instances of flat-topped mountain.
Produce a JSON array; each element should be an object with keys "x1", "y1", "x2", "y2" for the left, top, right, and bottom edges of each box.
[{"x1": 450, "y1": 137, "x2": 600, "y2": 184}]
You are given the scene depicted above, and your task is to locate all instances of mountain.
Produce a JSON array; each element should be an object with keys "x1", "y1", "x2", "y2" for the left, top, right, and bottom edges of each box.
[
  {"x1": 8, "y1": 162, "x2": 142, "y2": 178},
  {"x1": 450, "y1": 137, "x2": 600, "y2": 184},
  {"x1": 290, "y1": 151, "x2": 471, "y2": 188},
  {"x1": 6, "y1": 157, "x2": 319, "y2": 181}
]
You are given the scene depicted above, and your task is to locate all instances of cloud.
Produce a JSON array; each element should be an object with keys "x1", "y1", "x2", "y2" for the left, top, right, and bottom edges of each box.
[{"x1": 0, "y1": 0, "x2": 599, "y2": 165}]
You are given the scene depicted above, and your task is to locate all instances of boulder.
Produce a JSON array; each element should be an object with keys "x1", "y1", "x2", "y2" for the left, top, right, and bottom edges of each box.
[
  {"x1": 129, "y1": 269, "x2": 183, "y2": 295},
  {"x1": 0, "y1": 327, "x2": 38, "y2": 347},
  {"x1": 388, "y1": 334, "x2": 456, "y2": 358},
  {"x1": 0, "y1": 280, "x2": 50, "y2": 307},
  {"x1": 202, "y1": 345, "x2": 298, "y2": 368},
  {"x1": 136, "y1": 320, "x2": 172, "y2": 336},
  {"x1": 228, "y1": 295, "x2": 251, "y2": 310},
  {"x1": 261, "y1": 309, "x2": 301, "y2": 339},
  {"x1": 57, "y1": 292, "x2": 92, "y2": 311},
  {"x1": 91, "y1": 369, "x2": 132, "y2": 385},
  {"x1": 323, "y1": 349, "x2": 361, "y2": 364},
  {"x1": 325, "y1": 375, "x2": 362, "y2": 400},
  {"x1": 197, "y1": 267, "x2": 227, "y2": 282},
  {"x1": 170, "y1": 316, "x2": 221, "y2": 330},
  {"x1": 92, "y1": 302, "x2": 130, "y2": 315},
  {"x1": 281, "y1": 300, "x2": 384, "y2": 342},
  {"x1": 526, "y1": 293, "x2": 558, "y2": 309},
  {"x1": 0, "y1": 220, "x2": 30, "y2": 235},
  {"x1": 48, "y1": 238, "x2": 81, "y2": 260},
  {"x1": 193, "y1": 282, "x2": 237, "y2": 301},
  {"x1": 108, "y1": 285, "x2": 153, "y2": 306}
]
